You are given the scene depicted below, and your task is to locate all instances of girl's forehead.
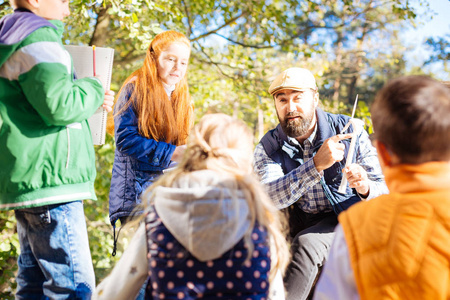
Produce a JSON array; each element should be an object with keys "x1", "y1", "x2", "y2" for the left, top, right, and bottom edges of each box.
[{"x1": 163, "y1": 42, "x2": 190, "y2": 52}]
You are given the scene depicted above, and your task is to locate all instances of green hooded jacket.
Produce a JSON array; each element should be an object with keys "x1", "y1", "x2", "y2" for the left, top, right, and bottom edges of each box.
[{"x1": 0, "y1": 11, "x2": 104, "y2": 210}]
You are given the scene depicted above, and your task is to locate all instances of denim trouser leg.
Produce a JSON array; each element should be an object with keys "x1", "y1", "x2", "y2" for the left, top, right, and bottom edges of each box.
[
  {"x1": 15, "y1": 201, "x2": 95, "y2": 300},
  {"x1": 284, "y1": 213, "x2": 338, "y2": 300}
]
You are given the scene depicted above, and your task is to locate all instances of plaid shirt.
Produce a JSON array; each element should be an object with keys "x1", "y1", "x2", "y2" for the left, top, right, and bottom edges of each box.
[{"x1": 253, "y1": 122, "x2": 387, "y2": 214}]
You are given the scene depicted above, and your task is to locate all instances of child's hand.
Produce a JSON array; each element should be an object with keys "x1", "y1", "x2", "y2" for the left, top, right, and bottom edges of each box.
[{"x1": 102, "y1": 90, "x2": 115, "y2": 112}]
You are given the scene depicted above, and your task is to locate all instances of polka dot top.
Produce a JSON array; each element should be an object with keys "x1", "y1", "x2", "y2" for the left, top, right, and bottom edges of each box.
[{"x1": 145, "y1": 206, "x2": 271, "y2": 300}]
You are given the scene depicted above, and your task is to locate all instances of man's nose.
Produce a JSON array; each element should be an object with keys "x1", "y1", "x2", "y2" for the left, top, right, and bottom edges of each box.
[{"x1": 287, "y1": 100, "x2": 296, "y2": 113}]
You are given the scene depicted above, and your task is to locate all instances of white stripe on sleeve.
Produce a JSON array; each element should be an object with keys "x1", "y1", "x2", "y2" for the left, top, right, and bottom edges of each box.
[{"x1": 0, "y1": 41, "x2": 71, "y2": 80}]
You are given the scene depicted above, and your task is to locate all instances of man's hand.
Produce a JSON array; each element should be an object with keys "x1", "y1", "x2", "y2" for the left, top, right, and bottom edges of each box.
[
  {"x1": 102, "y1": 90, "x2": 115, "y2": 112},
  {"x1": 313, "y1": 134, "x2": 353, "y2": 173},
  {"x1": 343, "y1": 163, "x2": 370, "y2": 197}
]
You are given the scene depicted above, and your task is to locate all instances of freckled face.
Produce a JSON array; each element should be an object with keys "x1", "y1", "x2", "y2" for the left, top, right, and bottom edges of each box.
[{"x1": 157, "y1": 42, "x2": 190, "y2": 86}]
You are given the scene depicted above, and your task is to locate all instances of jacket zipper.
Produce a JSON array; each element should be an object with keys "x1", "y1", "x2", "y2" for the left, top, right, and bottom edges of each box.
[{"x1": 66, "y1": 127, "x2": 70, "y2": 168}]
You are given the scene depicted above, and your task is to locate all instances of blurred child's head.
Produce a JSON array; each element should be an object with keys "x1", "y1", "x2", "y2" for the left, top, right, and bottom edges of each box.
[
  {"x1": 371, "y1": 76, "x2": 450, "y2": 165},
  {"x1": 181, "y1": 113, "x2": 254, "y2": 176},
  {"x1": 12, "y1": 0, "x2": 70, "y2": 21},
  {"x1": 143, "y1": 113, "x2": 290, "y2": 279}
]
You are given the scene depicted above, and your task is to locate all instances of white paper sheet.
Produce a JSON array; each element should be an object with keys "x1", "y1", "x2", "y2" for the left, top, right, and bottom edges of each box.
[{"x1": 64, "y1": 45, "x2": 114, "y2": 145}]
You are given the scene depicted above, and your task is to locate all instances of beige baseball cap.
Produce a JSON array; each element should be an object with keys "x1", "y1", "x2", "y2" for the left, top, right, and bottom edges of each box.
[{"x1": 268, "y1": 67, "x2": 317, "y2": 95}]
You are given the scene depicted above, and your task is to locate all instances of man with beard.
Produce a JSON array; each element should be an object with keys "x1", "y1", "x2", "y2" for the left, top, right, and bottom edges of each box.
[{"x1": 253, "y1": 67, "x2": 387, "y2": 300}]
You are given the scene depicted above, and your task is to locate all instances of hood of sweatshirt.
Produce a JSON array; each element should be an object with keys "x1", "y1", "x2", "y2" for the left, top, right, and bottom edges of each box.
[
  {"x1": 151, "y1": 170, "x2": 251, "y2": 261},
  {"x1": 0, "y1": 8, "x2": 57, "y2": 68}
]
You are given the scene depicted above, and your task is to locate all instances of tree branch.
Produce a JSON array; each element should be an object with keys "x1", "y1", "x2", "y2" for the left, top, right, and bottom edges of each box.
[
  {"x1": 114, "y1": 53, "x2": 147, "y2": 67},
  {"x1": 193, "y1": 41, "x2": 236, "y2": 81},
  {"x1": 212, "y1": 33, "x2": 278, "y2": 49},
  {"x1": 89, "y1": 4, "x2": 112, "y2": 47},
  {"x1": 190, "y1": 11, "x2": 248, "y2": 42},
  {"x1": 191, "y1": 43, "x2": 263, "y2": 97},
  {"x1": 0, "y1": 2, "x2": 10, "y2": 11},
  {"x1": 181, "y1": 0, "x2": 193, "y2": 37},
  {"x1": 191, "y1": 53, "x2": 245, "y2": 70}
]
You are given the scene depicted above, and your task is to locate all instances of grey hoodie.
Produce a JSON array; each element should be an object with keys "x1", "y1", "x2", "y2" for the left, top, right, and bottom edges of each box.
[{"x1": 152, "y1": 169, "x2": 252, "y2": 261}]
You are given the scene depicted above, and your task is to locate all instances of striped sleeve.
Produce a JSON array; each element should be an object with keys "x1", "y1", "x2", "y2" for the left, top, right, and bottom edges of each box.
[{"x1": 3, "y1": 27, "x2": 104, "y2": 126}]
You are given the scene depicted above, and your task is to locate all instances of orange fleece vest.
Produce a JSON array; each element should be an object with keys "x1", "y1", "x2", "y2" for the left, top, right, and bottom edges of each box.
[{"x1": 339, "y1": 162, "x2": 450, "y2": 300}]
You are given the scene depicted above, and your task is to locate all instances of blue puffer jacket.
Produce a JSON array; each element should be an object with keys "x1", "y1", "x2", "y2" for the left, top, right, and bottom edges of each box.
[{"x1": 109, "y1": 84, "x2": 176, "y2": 226}]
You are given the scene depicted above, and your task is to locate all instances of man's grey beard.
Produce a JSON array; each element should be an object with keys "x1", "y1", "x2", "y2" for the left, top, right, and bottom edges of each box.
[{"x1": 278, "y1": 110, "x2": 315, "y2": 138}]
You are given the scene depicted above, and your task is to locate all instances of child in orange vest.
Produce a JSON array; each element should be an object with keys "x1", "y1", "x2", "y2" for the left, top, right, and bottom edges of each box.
[{"x1": 314, "y1": 76, "x2": 450, "y2": 300}]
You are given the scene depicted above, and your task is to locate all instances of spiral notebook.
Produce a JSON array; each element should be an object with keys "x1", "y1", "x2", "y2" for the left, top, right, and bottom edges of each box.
[{"x1": 64, "y1": 45, "x2": 114, "y2": 145}]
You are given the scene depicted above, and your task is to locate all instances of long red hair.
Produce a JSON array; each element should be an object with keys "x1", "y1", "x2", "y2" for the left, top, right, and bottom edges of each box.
[{"x1": 117, "y1": 30, "x2": 193, "y2": 145}]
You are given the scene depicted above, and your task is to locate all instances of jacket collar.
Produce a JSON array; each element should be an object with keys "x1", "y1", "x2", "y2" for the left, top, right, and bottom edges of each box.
[{"x1": 314, "y1": 107, "x2": 335, "y2": 147}]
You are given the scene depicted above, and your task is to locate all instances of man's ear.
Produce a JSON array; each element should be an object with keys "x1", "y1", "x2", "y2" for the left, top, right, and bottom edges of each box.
[
  {"x1": 311, "y1": 91, "x2": 319, "y2": 111},
  {"x1": 375, "y1": 141, "x2": 396, "y2": 167},
  {"x1": 314, "y1": 90, "x2": 319, "y2": 105}
]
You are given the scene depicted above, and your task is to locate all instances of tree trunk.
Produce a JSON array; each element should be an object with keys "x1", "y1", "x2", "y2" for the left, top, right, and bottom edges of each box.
[
  {"x1": 348, "y1": 25, "x2": 368, "y2": 104},
  {"x1": 332, "y1": 33, "x2": 343, "y2": 111},
  {"x1": 89, "y1": 5, "x2": 112, "y2": 47}
]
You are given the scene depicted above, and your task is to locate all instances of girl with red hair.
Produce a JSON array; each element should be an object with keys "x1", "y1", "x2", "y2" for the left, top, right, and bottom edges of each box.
[{"x1": 109, "y1": 30, "x2": 193, "y2": 233}]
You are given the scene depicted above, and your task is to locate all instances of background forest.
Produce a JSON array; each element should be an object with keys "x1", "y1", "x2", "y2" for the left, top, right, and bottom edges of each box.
[{"x1": 0, "y1": 0, "x2": 449, "y2": 297}]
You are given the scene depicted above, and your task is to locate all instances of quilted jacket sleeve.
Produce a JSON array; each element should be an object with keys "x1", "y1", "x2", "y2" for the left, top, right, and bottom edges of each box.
[{"x1": 114, "y1": 85, "x2": 176, "y2": 168}]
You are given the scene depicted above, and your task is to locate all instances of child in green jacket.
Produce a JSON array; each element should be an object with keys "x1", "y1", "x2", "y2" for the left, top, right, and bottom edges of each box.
[{"x1": 0, "y1": 0, "x2": 114, "y2": 298}]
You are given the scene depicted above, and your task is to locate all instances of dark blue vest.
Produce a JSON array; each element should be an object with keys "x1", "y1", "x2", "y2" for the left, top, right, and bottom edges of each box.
[{"x1": 260, "y1": 108, "x2": 361, "y2": 214}]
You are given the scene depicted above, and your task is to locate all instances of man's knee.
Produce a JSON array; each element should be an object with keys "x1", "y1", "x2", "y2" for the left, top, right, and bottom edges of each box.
[{"x1": 291, "y1": 232, "x2": 333, "y2": 264}]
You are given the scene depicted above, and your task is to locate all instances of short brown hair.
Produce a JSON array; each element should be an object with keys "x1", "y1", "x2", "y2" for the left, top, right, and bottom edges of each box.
[
  {"x1": 371, "y1": 76, "x2": 450, "y2": 164},
  {"x1": 10, "y1": 0, "x2": 26, "y2": 9}
]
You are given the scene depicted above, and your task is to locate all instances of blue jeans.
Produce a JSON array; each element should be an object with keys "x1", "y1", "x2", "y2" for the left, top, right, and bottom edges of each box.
[{"x1": 15, "y1": 201, "x2": 95, "y2": 300}]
